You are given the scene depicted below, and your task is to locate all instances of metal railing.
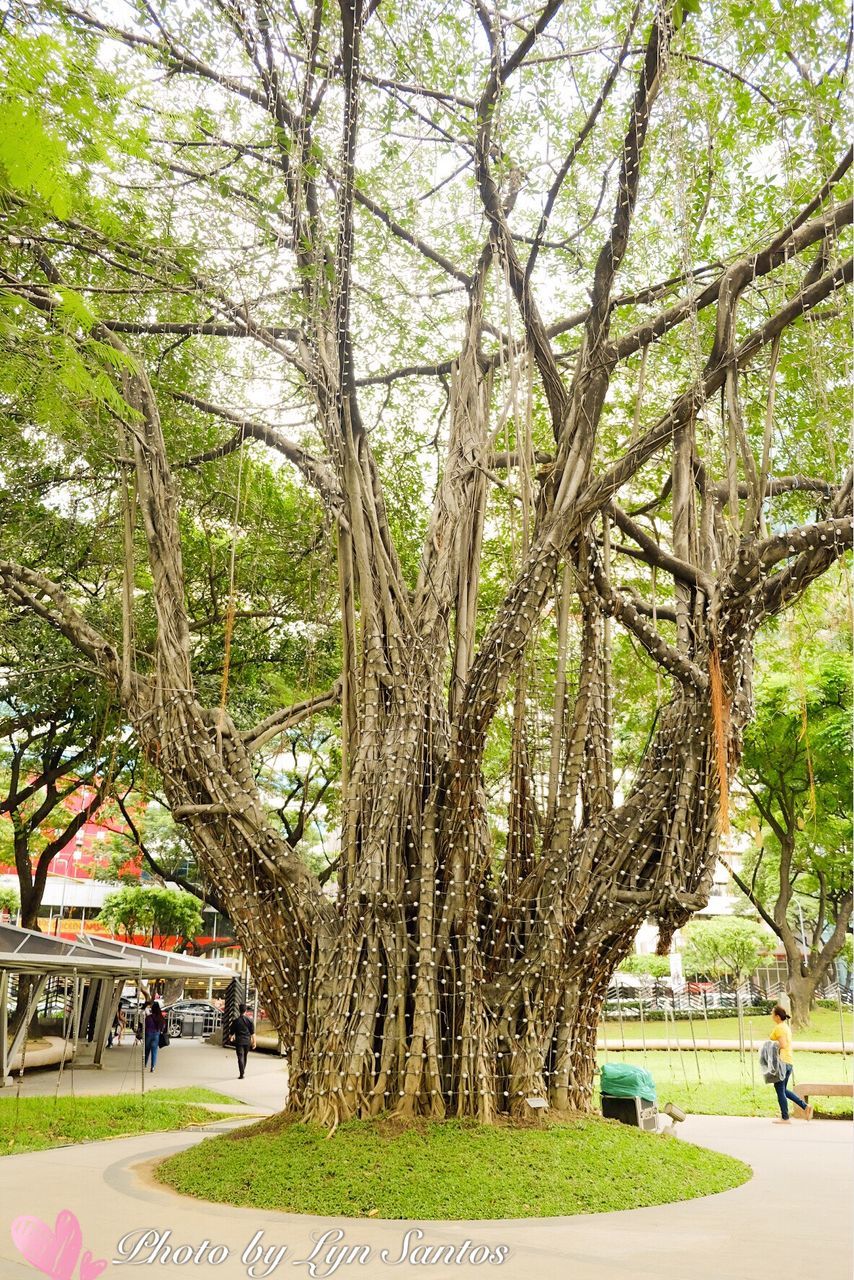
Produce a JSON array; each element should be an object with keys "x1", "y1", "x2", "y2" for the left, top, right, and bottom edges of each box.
[
  {"x1": 605, "y1": 980, "x2": 767, "y2": 1016},
  {"x1": 167, "y1": 1008, "x2": 223, "y2": 1038},
  {"x1": 605, "y1": 975, "x2": 852, "y2": 1016}
]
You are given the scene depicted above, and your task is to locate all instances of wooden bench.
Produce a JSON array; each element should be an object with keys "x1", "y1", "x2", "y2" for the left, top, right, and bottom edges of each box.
[{"x1": 790, "y1": 1081, "x2": 853, "y2": 1117}]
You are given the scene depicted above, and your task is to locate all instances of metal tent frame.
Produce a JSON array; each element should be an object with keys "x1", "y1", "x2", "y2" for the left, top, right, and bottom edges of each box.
[{"x1": 0, "y1": 923, "x2": 234, "y2": 1084}]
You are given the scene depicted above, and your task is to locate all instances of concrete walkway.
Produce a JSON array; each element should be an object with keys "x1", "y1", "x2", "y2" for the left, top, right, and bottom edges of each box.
[
  {"x1": 2, "y1": 1036, "x2": 288, "y2": 1112},
  {"x1": 0, "y1": 1042, "x2": 851, "y2": 1279}
]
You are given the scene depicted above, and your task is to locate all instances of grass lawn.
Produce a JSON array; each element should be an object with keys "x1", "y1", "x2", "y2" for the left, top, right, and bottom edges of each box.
[
  {"x1": 601, "y1": 1006, "x2": 853, "y2": 1045},
  {"x1": 598, "y1": 1049, "x2": 854, "y2": 1118},
  {"x1": 156, "y1": 1114, "x2": 750, "y2": 1219},
  {"x1": 149, "y1": 1087, "x2": 244, "y2": 1105},
  {"x1": 0, "y1": 1087, "x2": 243, "y2": 1156}
]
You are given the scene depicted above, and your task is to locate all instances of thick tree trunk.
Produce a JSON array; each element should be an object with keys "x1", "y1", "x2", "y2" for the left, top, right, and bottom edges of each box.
[
  {"x1": 786, "y1": 972, "x2": 820, "y2": 1030},
  {"x1": 143, "y1": 664, "x2": 732, "y2": 1126},
  {"x1": 780, "y1": 896, "x2": 853, "y2": 1029},
  {"x1": 19, "y1": 891, "x2": 39, "y2": 933}
]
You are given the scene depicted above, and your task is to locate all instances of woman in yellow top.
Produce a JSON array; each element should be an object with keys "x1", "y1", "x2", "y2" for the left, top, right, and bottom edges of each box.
[{"x1": 770, "y1": 1005, "x2": 813, "y2": 1123}]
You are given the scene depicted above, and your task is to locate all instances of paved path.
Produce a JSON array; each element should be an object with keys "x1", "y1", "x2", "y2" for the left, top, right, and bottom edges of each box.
[
  {"x1": 2, "y1": 1036, "x2": 288, "y2": 1112},
  {"x1": 0, "y1": 1040, "x2": 851, "y2": 1279}
]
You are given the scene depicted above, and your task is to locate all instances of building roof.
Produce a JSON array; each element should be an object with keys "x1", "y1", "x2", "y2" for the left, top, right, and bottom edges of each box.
[
  {"x1": 0, "y1": 922, "x2": 234, "y2": 980},
  {"x1": 0, "y1": 873, "x2": 114, "y2": 911}
]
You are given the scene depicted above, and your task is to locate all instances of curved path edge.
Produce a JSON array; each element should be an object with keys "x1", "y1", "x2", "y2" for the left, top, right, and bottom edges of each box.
[{"x1": 0, "y1": 1115, "x2": 851, "y2": 1279}]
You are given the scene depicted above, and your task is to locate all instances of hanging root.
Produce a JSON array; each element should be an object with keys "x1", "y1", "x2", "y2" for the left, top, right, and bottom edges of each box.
[{"x1": 709, "y1": 646, "x2": 731, "y2": 833}]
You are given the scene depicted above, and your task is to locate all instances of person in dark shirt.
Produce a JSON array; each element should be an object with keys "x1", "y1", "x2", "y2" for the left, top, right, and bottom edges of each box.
[
  {"x1": 144, "y1": 1001, "x2": 166, "y2": 1073},
  {"x1": 229, "y1": 1003, "x2": 256, "y2": 1079}
]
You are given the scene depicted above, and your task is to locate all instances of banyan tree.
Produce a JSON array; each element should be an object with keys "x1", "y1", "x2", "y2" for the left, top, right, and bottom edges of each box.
[{"x1": 0, "y1": 0, "x2": 850, "y2": 1124}]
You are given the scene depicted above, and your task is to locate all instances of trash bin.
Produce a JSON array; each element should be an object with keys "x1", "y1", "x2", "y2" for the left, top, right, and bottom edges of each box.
[
  {"x1": 600, "y1": 1063, "x2": 658, "y2": 1131},
  {"x1": 179, "y1": 1013, "x2": 205, "y2": 1038},
  {"x1": 601, "y1": 1093, "x2": 658, "y2": 1131}
]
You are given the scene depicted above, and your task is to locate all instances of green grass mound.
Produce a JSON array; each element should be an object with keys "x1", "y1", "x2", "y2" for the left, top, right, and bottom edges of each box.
[
  {"x1": 0, "y1": 1087, "x2": 242, "y2": 1156},
  {"x1": 156, "y1": 1115, "x2": 750, "y2": 1219}
]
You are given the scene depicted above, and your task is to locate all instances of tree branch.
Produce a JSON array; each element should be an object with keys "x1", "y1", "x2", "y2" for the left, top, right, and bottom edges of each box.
[
  {"x1": 755, "y1": 515, "x2": 854, "y2": 570},
  {"x1": 115, "y1": 793, "x2": 226, "y2": 914},
  {"x1": 0, "y1": 562, "x2": 128, "y2": 689},
  {"x1": 59, "y1": 4, "x2": 273, "y2": 111},
  {"x1": 349, "y1": 182, "x2": 472, "y2": 287},
  {"x1": 167, "y1": 389, "x2": 346, "y2": 521},
  {"x1": 588, "y1": 548, "x2": 707, "y2": 691},
  {"x1": 760, "y1": 471, "x2": 854, "y2": 617},
  {"x1": 473, "y1": 0, "x2": 569, "y2": 428},
  {"x1": 744, "y1": 780, "x2": 790, "y2": 847},
  {"x1": 105, "y1": 320, "x2": 298, "y2": 339},
  {"x1": 584, "y1": 257, "x2": 853, "y2": 515},
  {"x1": 524, "y1": 3, "x2": 641, "y2": 284},
  {"x1": 610, "y1": 501, "x2": 713, "y2": 592},
  {"x1": 711, "y1": 474, "x2": 839, "y2": 503},
  {"x1": 730, "y1": 866, "x2": 782, "y2": 937},
  {"x1": 612, "y1": 194, "x2": 852, "y2": 362},
  {"x1": 34, "y1": 778, "x2": 111, "y2": 892},
  {"x1": 243, "y1": 680, "x2": 342, "y2": 754}
]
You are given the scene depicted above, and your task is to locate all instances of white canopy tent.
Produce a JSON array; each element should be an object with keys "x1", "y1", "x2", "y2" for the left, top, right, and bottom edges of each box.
[{"x1": 0, "y1": 922, "x2": 234, "y2": 1084}]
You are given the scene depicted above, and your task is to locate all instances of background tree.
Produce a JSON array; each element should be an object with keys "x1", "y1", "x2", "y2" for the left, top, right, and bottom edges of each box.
[
  {"x1": 259, "y1": 726, "x2": 340, "y2": 882},
  {"x1": 0, "y1": 0, "x2": 850, "y2": 1124},
  {"x1": 90, "y1": 838, "x2": 143, "y2": 884},
  {"x1": 0, "y1": 885, "x2": 20, "y2": 918},
  {"x1": 617, "y1": 954, "x2": 671, "y2": 978},
  {"x1": 103, "y1": 795, "x2": 235, "y2": 949},
  {"x1": 104, "y1": 798, "x2": 202, "y2": 886},
  {"x1": 0, "y1": 621, "x2": 131, "y2": 927},
  {"x1": 731, "y1": 599, "x2": 852, "y2": 1025},
  {"x1": 97, "y1": 884, "x2": 203, "y2": 949},
  {"x1": 837, "y1": 936, "x2": 853, "y2": 986},
  {"x1": 682, "y1": 917, "x2": 771, "y2": 986}
]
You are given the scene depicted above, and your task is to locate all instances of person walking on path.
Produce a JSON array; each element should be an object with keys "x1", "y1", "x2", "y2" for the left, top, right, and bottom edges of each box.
[
  {"x1": 144, "y1": 1001, "x2": 166, "y2": 1074},
  {"x1": 108, "y1": 1005, "x2": 127, "y2": 1049},
  {"x1": 770, "y1": 1004, "x2": 813, "y2": 1124},
  {"x1": 229, "y1": 1003, "x2": 256, "y2": 1080}
]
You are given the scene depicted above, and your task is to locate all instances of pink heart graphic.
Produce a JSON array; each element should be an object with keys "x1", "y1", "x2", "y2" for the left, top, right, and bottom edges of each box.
[
  {"x1": 10, "y1": 1210, "x2": 81, "y2": 1280},
  {"x1": 79, "y1": 1250, "x2": 107, "y2": 1280}
]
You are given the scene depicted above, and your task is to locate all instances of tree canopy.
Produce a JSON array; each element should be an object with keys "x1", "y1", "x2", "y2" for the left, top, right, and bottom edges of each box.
[
  {"x1": 0, "y1": 619, "x2": 132, "y2": 925},
  {"x1": 97, "y1": 883, "x2": 203, "y2": 948},
  {"x1": 732, "y1": 583, "x2": 852, "y2": 1020},
  {"x1": 682, "y1": 917, "x2": 771, "y2": 982}
]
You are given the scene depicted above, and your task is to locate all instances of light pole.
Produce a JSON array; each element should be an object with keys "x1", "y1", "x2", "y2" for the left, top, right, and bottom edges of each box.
[
  {"x1": 203, "y1": 905, "x2": 218, "y2": 999},
  {"x1": 55, "y1": 846, "x2": 82, "y2": 936},
  {"x1": 55, "y1": 858, "x2": 69, "y2": 936}
]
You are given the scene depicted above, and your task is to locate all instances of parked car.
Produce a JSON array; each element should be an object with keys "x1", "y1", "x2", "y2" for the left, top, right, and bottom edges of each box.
[
  {"x1": 164, "y1": 999, "x2": 220, "y2": 1014},
  {"x1": 162, "y1": 998, "x2": 223, "y2": 1038}
]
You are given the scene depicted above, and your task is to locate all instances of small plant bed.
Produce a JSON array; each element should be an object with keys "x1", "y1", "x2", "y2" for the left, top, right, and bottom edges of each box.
[
  {"x1": 598, "y1": 1050, "x2": 854, "y2": 1118},
  {"x1": 156, "y1": 1114, "x2": 750, "y2": 1219},
  {"x1": 0, "y1": 1088, "x2": 244, "y2": 1156}
]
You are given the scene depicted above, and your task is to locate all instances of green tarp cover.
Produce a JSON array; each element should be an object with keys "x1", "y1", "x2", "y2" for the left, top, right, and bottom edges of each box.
[{"x1": 600, "y1": 1062, "x2": 657, "y2": 1101}]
